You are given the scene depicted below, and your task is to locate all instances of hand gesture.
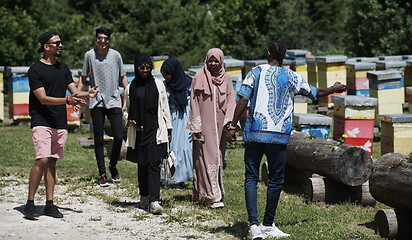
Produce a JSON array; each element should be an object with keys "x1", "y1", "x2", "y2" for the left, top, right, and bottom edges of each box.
[
  {"x1": 332, "y1": 82, "x2": 347, "y2": 93},
  {"x1": 88, "y1": 86, "x2": 99, "y2": 98},
  {"x1": 67, "y1": 93, "x2": 86, "y2": 106}
]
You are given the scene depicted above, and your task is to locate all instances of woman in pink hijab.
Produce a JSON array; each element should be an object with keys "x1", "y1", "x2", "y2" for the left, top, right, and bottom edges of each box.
[{"x1": 187, "y1": 48, "x2": 236, "y2": 208}]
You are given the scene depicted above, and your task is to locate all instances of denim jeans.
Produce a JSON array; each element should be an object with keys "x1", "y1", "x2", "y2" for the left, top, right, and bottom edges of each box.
[{"x1": 244, "y1": 142, "x2": 287, "y2": 226}]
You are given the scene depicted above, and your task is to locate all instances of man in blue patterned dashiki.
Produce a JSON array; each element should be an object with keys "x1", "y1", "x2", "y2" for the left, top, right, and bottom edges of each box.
[
  {"x1": 226, "y1": 41, "x2": 347, "y2": 240},
  {"x1": 160, "y1": 58, "x2": 193, "y2": 185}
]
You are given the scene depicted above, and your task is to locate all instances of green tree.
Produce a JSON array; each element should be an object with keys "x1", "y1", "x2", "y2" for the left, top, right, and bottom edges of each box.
[
  {"x1": 345, "y1": 0, "x2": 412, "y2": 56},
  {"x1": 0, "y1": 7, "x2": 38, "y2": 66}
]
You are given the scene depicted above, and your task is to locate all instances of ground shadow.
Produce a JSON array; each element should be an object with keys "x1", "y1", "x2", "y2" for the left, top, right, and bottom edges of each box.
[
  {"x1": 211, "y1": 221, "x2": 248, "y2": 239},
  {"x1": 359, "y1": 220, "x2": 376, "y2": 231},
  {"x1": 172, "y1": 194, "x2": 192, "y2": 202},
  {"x1": 110, "y1": 201, "x2": 139, "y2": 208},
  {"x1": 14, "y1": 204, "x2": 83, "y2": 218}
]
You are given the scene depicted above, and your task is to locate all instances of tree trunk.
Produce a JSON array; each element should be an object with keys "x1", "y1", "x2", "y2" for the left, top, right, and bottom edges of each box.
[
  {"x1": 287, "y1": 131, "x2": 373, "y2": 186},
  {"x1": 369, "y1": 153, "x2": 412, "y2": 212},
  {"x1": 305, "y1": 177, "x2": 376, "y2": 206},
  {"x1": 374, "y1": 209, "x2": 412, "y2": 240}
]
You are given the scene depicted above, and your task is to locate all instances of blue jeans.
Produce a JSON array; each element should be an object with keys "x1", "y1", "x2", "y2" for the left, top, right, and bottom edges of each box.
[{"x1": 244, "y1": 142, "x2": 287, "y2": 226}]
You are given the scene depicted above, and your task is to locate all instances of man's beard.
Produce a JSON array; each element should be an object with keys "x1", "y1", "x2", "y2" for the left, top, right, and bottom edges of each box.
[{"x1": 55, "y1": 52, "x2": 62, "y2": 57}]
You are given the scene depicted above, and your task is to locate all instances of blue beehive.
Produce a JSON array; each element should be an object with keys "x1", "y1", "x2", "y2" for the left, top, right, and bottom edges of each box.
[{"x1": 293, "y1": 113, "x2": 333, "y2": 138}]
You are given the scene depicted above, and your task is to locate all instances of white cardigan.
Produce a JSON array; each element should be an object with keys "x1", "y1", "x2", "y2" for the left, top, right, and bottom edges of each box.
[{"x1": 122, "y1": 78, "x2": 172, "y2": 148}]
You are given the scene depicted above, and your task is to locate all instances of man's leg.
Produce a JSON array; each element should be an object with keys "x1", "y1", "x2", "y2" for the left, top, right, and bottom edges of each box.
[
  {"x1": 27, "y1": 158, "x2": 48, "y2": 201},
  {"x1": 107, "y1": 108, "x2": 123, "y2": 166},
  {"x1": 44, "y1": 158, "x2": 57, "y2": 201},
  {"x1": 24, "y1": 157, "x2": 48, "y2": 220},
  {"x1": 262, "y1": 144, "x2": 287, "y2": 226},
  {"x1": 244, "y1": 142, "x2": 264, "y2": 226},
  {"x1": 91, "y1": 107, "x2": 107, "y2": 176},
  {"x1": 42, "y1": 157, "x2": 63, "y2": 218}
]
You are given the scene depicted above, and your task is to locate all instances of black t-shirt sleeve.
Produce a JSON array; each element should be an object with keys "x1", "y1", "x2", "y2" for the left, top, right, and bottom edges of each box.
[{"x1": 28, "y1": 67, "x2": 44, "y2": 91}]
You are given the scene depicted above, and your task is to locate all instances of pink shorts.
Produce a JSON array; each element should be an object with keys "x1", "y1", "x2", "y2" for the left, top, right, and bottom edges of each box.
[{"x1": 31, "y1": 126, "x2": 68, "y2": 160}]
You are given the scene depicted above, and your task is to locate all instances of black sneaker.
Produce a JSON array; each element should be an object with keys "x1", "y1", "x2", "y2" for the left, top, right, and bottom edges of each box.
[
  {"x1": 99, "y1": 173, "x2": 110, "y2": 187},
  {"x1": 23, "y1": 204, "x2": 38, "y2": 220},
  {"x1": 109, "y1": 166, "x2": 121, "y2": 183},
  {"x1": 44, "y1": 204, "x2": 63, "y2": 218}
]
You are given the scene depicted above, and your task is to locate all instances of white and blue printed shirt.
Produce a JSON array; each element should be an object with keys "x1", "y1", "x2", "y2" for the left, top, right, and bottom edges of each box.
[{"x1": 238, "y1": 64, "x2": 317, "y2": 144}]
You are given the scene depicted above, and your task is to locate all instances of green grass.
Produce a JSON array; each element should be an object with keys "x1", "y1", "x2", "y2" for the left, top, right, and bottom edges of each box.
[{"x1": 0, "y1": 122, "x2": 385, "y2": 239}]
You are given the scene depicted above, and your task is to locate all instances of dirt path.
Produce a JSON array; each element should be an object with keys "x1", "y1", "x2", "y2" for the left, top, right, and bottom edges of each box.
[{"x1": 0, "y1": 176, "x2": 232, "y2": 240}]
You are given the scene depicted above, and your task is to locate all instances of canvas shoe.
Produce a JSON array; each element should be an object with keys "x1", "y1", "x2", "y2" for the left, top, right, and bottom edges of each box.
[
  {"x1": 149, "y1": 201, "x2": 164, "y2": 214},
  {"x1": 23, "y1": 204, "x2": 38, "y2": 220},
  {"x1": 249, "y1": 224, "x2": 264, "y2": 240},
  {"x1": 260, "y1": 224, "x2": 290, "y2": 238},
  {"x1": 210, "y1": 201, "x2": 225, "y2": 209},
  {"x1": 44, "y1": 204, "x2": 63, "y2": 218},
  {"x1": 139, "y1": 196, "x2": 149, "y2": 210},
  {"x1": 99, "y1": 174, "x2": 110, "y2": 187},
  {"x1": 109, "y1": 165, "x2": 121, "y2": 183}
]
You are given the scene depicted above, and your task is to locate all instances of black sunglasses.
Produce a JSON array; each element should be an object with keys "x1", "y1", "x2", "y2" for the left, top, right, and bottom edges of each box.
[
  {"x1": 97, "y1": 36, "x2": 110, "y2": 41},
  {"x1": 47, "y1": 41, "x2": 64, "y2": 46}
]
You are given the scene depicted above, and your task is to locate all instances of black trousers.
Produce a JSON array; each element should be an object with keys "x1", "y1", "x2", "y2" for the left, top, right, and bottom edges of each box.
[
  {"x1": 137, "y1": 142, "x2": 167, "y2": 203},
  {"x1": 91, "y1": 107, "x2": 123, "y2": 175}
]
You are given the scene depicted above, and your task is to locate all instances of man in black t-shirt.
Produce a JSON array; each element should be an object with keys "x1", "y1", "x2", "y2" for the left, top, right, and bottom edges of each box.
[{"x1": 23, "y1": 31, "x2": 98, "y2": 220}]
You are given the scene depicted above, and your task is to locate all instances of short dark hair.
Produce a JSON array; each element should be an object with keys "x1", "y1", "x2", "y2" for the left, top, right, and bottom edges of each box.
[
  {"x1": 268, "y1": 41, "x2": 287, "y2": 66},
  {"x1": 95, "y1": 27, "x2": 112, "y2": 38}
]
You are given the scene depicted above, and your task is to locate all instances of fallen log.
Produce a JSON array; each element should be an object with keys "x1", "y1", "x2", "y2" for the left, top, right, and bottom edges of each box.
[
  {"x1": 305, "y1": 177, "x2": 376, "y2": 206},
  {"x1": 287, "y1": 131, "x2": 373, "y2": 186},
  {"x1": 369, "y1": 153, "x2": 412, "y2": 212},
  {"x1": 374, "y1": 209, "x2": 412, "y2": 240}
]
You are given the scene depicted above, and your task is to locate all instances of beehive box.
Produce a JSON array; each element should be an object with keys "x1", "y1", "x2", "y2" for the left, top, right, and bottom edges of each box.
[
  {"x1": 151, "y1": 55, "x2": 168, "y2": 70},
  {"x1": 379, "y1": 114, "x2": 412, "y2": 155},
  {"x1": 306, "y1": 57, "x2": 318, "y2": 87},
  {"x1": 224, "y1": 56, "x2": 244, "y2": 94},
  {"x1": 286, "y1": 49, "x2": 308, "y2": 60},
  {"x1": 293, "y1": 113, "x2": 332, "y2": 138},
  {"x1": 406, "y1": 87, "x2": 412, "y2": 113},
  {"x1": 294, "y1": 95, "x2": 308, "y2": 114},
  {"x1": 375, "y1": 61, "x2": 406, "y2": 71},
  {"x1": 405, "y1": 60, "x2": 412, "y2": 87},
  {"x1": 332, "y1": 95, "x2": 378, "y2": 120},
  {"x1": 367, "y1": 70, "x2": 403, "y2": 90},
  {"x1": 0, "y1": 66, "x2": 4, "y2": 121},
  {"x1": 378, "y1": 56, "x2": 403, "y2": 61},
  {"x1": 289, "y1": 59, "x2": 308, "y2": 81},
  {"x1": 7, "y1": 67, "x2": 30, "y2": 120},
  {"x1": 346, "y1": 62, "x2": 375, "y2": 96}
]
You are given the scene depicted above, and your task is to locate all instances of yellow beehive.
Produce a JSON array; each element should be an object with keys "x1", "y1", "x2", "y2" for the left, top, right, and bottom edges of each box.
[
  {"x1": 306, "y1": 58, "x2": 318, "y2": 87},
  {"x1": 369, "y1": 88, "x2": 404, "y2": 104},
  {"x1": 152, "y1": 56, "x2": 168, "y2": 70},
  {"x1": 379, "y1": 114, "x2": 412, "y2": 155},
  {"x1": 318, "y1": 70, "x2": 347, "y2": 87},
  {"x1": 294, "y1": 102, "x2": 308, "y2": 114},
  {"x1": 12, "y1": 92, "x2": 29, "y2": 104},
  {"x1": 334, "y1": 104, "x2": 375, "y2": 119}
]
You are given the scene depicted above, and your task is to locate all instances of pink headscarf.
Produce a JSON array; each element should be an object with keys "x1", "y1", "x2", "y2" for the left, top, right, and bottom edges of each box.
[{"x1": 192, "y1": 48, "x2": 228, "y2": 96}]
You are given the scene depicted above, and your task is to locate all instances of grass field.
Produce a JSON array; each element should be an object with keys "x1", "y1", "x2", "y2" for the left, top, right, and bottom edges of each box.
[{"x1": 0, "y1": 122, "x2": 386, "y2": 239}]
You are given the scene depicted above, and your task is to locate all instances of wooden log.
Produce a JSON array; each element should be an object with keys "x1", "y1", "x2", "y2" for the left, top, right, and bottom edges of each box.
[
  {"x1": 287, "y1": 131, "x2": 373, "y2": 186},
  {"x1": 261, "y1": 162, "x2": 314, "y2": 190},
  {"x1": 106, "y1": 139, "x2": 127, "y2": 160},
  {"x1": 305, "y1": 177, "x2": 376, "y2": 206},
  {"x1": 374, "y1": 209, "x2": 412, "y2": 240},
  {"x1": 369, "y1": 153, "x2": 412, "y2": 212}
]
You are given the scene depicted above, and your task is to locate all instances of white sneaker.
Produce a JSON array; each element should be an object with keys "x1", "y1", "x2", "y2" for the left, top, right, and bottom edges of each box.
[
  {"x1": 139, "y1": 196, "x2": 149, "y2": 210},
  {"x1": 149, "y1": 201, "x2": 164, "y2": 214},
  {"x1": 249, "y1": 224, "x2": 264, "y2": 240},
  {"x1": 260, "y1": 224, "x2": 290, "y2": 238},
  {"x1": 210, "y1": 201, "x2": 225, "y2": 209}
]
